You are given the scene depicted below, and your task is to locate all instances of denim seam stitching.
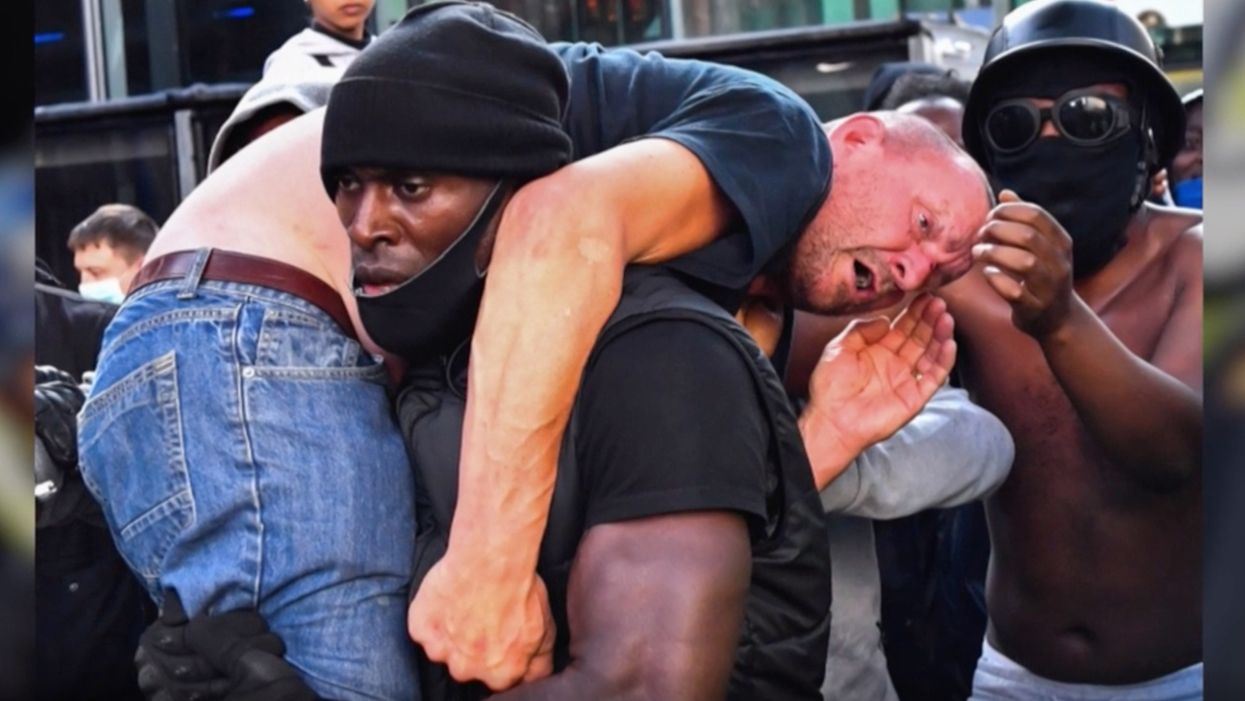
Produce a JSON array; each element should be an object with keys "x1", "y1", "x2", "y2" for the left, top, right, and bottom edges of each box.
[
  {"x1": 105, "y1": 308, "x2": 237, "y2": 358},
  {"x1": 79, "y1": 351, "x2": 177, "y2": 427},
  {"x1": 246, "y1": 365, "x2": 388, "y2": 381},
  {"x1": 234, "y1": 305, "x2": 264, "y2": 610},
  {"x1": 160, "y1": 356, "x2": 196, "y2": 548},
  {"x1": 82, "y1": 353, "x2": 196, "y2": 580}
]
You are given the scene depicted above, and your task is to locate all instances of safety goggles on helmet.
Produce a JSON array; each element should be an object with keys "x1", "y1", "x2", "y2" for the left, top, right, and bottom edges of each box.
[{"x1": 983, "y1": 88, "x2": 1135, "y2": 154}]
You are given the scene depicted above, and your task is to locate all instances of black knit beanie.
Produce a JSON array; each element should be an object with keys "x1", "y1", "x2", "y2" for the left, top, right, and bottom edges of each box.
[{"x1": 320, "y1": 1, "x2": 571, "y2": 197}]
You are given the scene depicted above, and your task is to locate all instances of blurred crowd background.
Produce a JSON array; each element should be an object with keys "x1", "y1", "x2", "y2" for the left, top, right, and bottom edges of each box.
[{"x1": 1203, "y1": 0, "x2": 1245, "y2": 698}]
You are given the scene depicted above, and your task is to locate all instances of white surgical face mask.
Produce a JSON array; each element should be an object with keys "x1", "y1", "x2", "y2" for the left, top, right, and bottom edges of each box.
[{"x1": 78, "y1": 278, "x2": 125, "y2": 305}]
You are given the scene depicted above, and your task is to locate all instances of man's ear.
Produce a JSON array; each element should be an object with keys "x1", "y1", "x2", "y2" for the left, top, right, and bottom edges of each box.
[{"x1": 831, "y1": 113, "x2": 886, "y2": 154}]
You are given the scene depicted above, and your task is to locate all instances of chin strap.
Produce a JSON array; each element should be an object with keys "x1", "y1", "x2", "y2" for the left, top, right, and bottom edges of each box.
[{"x1": 1131, "y1": 102, "x2": 1160, "y2": 210}]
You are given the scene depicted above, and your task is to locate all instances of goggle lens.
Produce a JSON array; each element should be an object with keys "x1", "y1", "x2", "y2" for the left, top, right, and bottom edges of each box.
[
  {"x1": 1057, "y1": 94, "x2": 1116, "y2": 141},
  {"x1": 984, "y1": 91, "x2": 1131, "y2": 153},
  {"x1": 986, "y1": 104, "x2": 1040, "y2": 151}
]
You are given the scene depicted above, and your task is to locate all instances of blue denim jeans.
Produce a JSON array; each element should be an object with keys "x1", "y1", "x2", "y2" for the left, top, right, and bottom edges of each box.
[{"x1": 78, "y1": 251, "x2": 419, "y2": 700}]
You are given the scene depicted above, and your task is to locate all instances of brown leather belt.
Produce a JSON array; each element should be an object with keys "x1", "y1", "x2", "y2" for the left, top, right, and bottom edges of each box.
[{"x1": 129, "y1": 249, "x2": 357, "y2": 339}]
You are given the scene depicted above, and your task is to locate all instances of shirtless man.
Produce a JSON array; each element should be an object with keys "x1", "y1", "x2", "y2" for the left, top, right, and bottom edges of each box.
[{"x1": 945, "y1": 1, "x2": 1202, "y2": 697}]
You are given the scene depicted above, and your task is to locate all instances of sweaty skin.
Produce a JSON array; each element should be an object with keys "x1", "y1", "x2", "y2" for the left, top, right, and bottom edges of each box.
[{"x1": 941, "y1": 199, "x2": 1202, "y2": 684}]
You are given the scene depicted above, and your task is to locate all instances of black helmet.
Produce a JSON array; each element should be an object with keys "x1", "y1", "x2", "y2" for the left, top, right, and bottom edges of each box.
[{"x1": 963, "y1": 0, "x2": 1185, "y2": 169}]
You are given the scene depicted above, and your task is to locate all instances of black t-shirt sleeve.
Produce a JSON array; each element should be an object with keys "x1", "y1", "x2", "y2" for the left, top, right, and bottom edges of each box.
[
  {"x1": 574, "y1": 318, "x2": 770, "y2": 530},
  {"x1": 553, "y1": 42, "x2": 832, "y2": 291}
]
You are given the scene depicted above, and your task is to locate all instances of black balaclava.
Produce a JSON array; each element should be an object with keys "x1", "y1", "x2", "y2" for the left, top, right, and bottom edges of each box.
[
  {"x1": 979, "y1": 52, "x2": 1154, "y2": 278},
  {"x1": 320, "y1": 1, "x2": 571, "y2": 363}
]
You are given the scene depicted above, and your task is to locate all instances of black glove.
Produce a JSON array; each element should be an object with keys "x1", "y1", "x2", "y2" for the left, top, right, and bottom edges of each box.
[
  {"x1": 34, "y1": 365, "x2": 85, "y2": 470},
  {"x1": 135, "y1": 591, "x2": 323, "y2": 701}
]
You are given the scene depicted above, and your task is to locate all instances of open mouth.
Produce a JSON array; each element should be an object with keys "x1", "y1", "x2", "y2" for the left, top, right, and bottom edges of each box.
[
  {"x1": 853, "y1": 259, "x2": 876, "y2": 295},
  {"x1": 353, "y1": 265, "x2": 407, "y2": 297},
  {"x1": 357, "y1": 282, "x2": 398, "y2": 297}
]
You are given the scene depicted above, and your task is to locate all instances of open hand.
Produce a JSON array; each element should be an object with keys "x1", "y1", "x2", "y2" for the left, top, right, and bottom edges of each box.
[
  {"x1": 972, "y1": 189, "x2": 1075, "y2": 339},
  {"x1": 803, "y1": 294, "x2": 955, "y2": 488},
  {"x1": 409, "y1": 560, "x2": 556, "y2": 691}
]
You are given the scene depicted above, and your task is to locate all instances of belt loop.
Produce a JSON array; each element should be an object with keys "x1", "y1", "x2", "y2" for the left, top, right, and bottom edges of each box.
[{"x1": 177, "y1": 248, "x2": 213, "y2": 300}]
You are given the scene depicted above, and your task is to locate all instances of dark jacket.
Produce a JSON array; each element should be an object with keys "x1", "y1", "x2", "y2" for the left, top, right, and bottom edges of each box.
[
  {"x1": 34, "y1": 260, "x2": 151, "y2": 701},
  {"x1": 398, "y1": 268, "x2": 832, "y2": 700}
]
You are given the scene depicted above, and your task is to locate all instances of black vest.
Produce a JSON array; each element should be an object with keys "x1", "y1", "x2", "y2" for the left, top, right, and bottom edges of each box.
[{"x1": 398, "y1": 268, "x2": 832, "y2": 700}]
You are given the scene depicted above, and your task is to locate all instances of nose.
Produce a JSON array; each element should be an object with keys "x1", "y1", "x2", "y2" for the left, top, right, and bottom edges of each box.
[
  {"x1": 886, "y1": 251, "x2": 935, "y2": 292},
  {"x1": 345, "y1": 186, "x2": 398, "y2": 251},
  {"x1": 1039, "y1": 116, "x2": 1059, "y2": 138}
]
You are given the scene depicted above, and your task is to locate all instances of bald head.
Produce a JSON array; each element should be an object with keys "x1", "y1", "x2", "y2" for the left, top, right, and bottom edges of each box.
[{"x1": 782, "y1": 112, "x2": 992, "y2": 315}]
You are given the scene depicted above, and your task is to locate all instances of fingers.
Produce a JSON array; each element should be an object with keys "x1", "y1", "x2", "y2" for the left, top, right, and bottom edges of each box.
[
  {"x1": 887, "y1": 294, "x2": 932, "y2": 343},
  {"x1": 162, "y1": 589, "x2": 189, "y2": 625},
  {"x1": 977, "y1": 219, "x2": 1049, "y2": 254},
  {"x1": 998, "y1": 189, "x2": 1022, "y2": 204},
  {"x1": 459, "y1": 654, "x2": 524, "y2": 691},
  {"x1": 982, "y1": 266, "x2": 1026, "y2": 302},
  {"x1": 914, "y1": 314, "x2": 954, "y2": 376},
  {"x1": 973, "y1": 241, "x2": 1038, "y2": 278},
  {"x1": 408, "y1": 601, "x2": 449, "y2": 664},
  {"x1": 834, "y1": 317, "x2": 890, "y2": 353},
  {"x1": 880, "y1": 294, "x2": 932, "y2": 356},
  {"x1": 986, "y1": 197, "x2": 1069, "y2": 246},
  {"x1": 183, "y1": 609, "x2": 284, "y2": 680},
  {"x1": 892, "y1": 296, "x2": 946, "y2": 367},
  {"x1": 919, "y1": 339, "x2": 956, "y2": 395},
  {"x1": 521, "y1": 650, "x2": 554, "y2": 684}
]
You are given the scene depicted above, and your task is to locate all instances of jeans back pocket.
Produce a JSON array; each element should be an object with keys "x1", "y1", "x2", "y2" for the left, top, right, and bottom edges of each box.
[{"x1": 79, "y1": 351, "x2": 195, "y2": 589}]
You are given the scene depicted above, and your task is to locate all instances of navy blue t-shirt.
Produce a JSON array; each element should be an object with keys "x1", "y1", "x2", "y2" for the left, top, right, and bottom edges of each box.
[{"x1": 554, "y1": 42, "x2": 832, "y2": 296}]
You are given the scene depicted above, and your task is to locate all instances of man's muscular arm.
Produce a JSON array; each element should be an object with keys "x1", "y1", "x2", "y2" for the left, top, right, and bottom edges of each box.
[
  {"x1": 127, "y1": 513, "x2": 749, "y2": 701},
  {"x1": 410, "y1": 44, "x2": 830, "y2": 688},
  {"x1": 972, "y1": 191, "x2": 1202, "y2": 490},
  {"x1": 492, "y1": 512, "x2": 752, "y2": 701},
  {"x1": 409, "y1": 139, "x2": 732, "y2": 689}
]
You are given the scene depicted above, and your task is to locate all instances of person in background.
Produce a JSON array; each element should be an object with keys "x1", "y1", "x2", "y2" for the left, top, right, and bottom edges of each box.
[
  {"x1": 263, "y1": 0, "x2": 376, "y2": 81},
  {"x1": 881, "y1": 69, "x2": 971, "y2": 148},
  {"x1": 67, "y1": 204, "x2": 157, "y2": 303},
  {"x1": 206, "y1": 78, "x2": 336, "y2": 173},
  {"x1": 861, "y1": 61, "x2": 945, "y2": 112},
  {"x1": 1169, "y1": 89, "x2": 1203, "y2": 209},
  {"x1": 35, "y1": 258, "x2": 154, "y2": 701},
  {"x1": 207, "y1": 3, "x2": 370, "y2": 172},
  {"x1": 808, "y1": 371, "x2": 1013, "y2": 701}
]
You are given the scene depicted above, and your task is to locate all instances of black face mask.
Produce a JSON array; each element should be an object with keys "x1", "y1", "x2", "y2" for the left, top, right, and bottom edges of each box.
[
  {"x1": 354, "y1": 181, "x2": 508, "y2": 363},
  {"x1": 979, "y1": 53, "x2": 1153, "y2": 278},
  {"x1": 987, "y1": 131, "x2": 1147, "y2": 278}
]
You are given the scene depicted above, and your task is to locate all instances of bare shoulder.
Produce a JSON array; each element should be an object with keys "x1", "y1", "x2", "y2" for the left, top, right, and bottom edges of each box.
[{"x1": 1147, "y1": 205, "x2": 1203, "y2": 291}]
